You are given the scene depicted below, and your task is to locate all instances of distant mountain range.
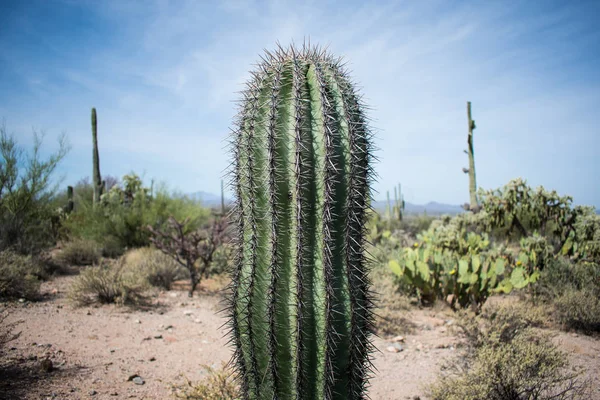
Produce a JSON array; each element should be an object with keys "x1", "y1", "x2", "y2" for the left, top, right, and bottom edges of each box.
[
  {"x1": 371, "y1": 200, "x2": 465, "y2": 216},
  {"x1": 187, "y1": 191, "x2": 466, "y2": 216}
]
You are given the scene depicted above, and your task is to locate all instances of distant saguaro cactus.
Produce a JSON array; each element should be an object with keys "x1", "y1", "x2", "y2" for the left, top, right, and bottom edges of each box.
[
  {"x1": 226, "y1": 43, "x2": 376, "y2": 399},
  {"x1": 65, "y1": 186, "x2": 74, "y2": 214},
  {"x1": 463, "y1": 101, "x2": 479, "y2": 212},
  {"x1": 91, "y1": 108, "x2": 105, "y2": 205}
]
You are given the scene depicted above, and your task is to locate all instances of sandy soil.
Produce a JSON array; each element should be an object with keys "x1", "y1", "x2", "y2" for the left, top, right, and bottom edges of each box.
[{"x1": 1, "y1": 275, "x2": 599, "y2": 400}]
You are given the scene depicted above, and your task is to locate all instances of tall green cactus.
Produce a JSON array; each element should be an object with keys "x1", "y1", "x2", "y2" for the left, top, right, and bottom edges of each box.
[
  {"x1": 463, "y1": 101, "x2": 478, "y2": 211},
  {"x1": 393, "y1": 183, "x2": 405, "y2": 221},
  {"x1": 226, "y1": 44, "x2": 376, "y2": 400},
  {"x1": 65, "y1": 185, "x2": 74, "y2": 214},
  {"x1": 91, "y1": 108, "x2": 104, "y2": 205}
]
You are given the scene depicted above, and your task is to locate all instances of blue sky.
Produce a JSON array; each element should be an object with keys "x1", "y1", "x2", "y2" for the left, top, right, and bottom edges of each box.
[{"x1": 1, "y1": 0, "x2": 599, "y2": 207}]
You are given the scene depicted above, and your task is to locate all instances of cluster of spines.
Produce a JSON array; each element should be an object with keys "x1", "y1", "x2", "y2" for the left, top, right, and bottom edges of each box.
[{"x1": 224, "y1": 42, "x2": 376, "y2": 400}]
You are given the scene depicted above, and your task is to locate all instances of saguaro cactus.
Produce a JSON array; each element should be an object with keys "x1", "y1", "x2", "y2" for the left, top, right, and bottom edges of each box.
[
  {"x1": 65, "y1": 185, "x2": 74, "y2": 214},
  {"x1": 91, "y1": 108, "x2": 105, "y2": 205},
  {"x1": 463, "y1": 101, "x2": 479, "y2": 212},
  {"x1": 226, "y1": 44, "x2": 376, "y2": 400}
]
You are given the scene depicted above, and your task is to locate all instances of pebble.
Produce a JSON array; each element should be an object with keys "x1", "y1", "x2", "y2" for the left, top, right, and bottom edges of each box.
[
  {"x1": 392, "y1": 335, "x2": 405, "y2": 343},
  {"x1": 89, "y1": 390, "x2": 97, "y2": 396},
  {"x1": 132, "y1": 376, "x2": 145, "y2": 385},
  {"x1": 183, "y1": 310, "x2": 193, "y2": 316},
  {"x1": 149, "y1": 356, "x2": 156, "y2": 362},
  {"x1": 386, "y1": 343, "x2": 404, "y2": 353},
  {"x1": 154, "y1": 334, "x2": 163, "y2": 339},
  {"x1": 134, "y1": 319, "x2": 141, "y2": 324}
]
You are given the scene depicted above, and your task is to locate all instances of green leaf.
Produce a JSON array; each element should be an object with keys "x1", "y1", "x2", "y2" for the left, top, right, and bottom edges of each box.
[
  {"x1": 382, "y1": 230, "x2": 392, "y2": 239},
  {"x1": 388, "y1": 260, "x2": 402, "y2": 276},
  {"x1": 528, "y1": 270, "x2": 541, "y2": 283},
  {"x1": 510, "y1": 267, "x2": 528, "y2": 289},
  {"x1": 494, "y1": 278, "x2": 513, "y2": 294},
  {"x1": 495, "y1": 258, "x2": 506, "y2": 275},
  {"x1": 417, "y1": 261, "x2": 430, "y2": 281},
  {"x1": 457, "y1": 271, "x2": 472, "y2": 284},
  {"x1": 472, "y1": 255, "x2": 481, "y2": 273},
  {"x1": 458, "y1": 259, "x2": 469, "y2": 277},
  {"x1": 518, "y1": 252, "x2": 529, "y2": 266}
]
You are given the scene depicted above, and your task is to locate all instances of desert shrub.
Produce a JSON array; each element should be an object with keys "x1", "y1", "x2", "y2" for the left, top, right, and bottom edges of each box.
[
  {"x1": 173, "y1": 363, "x2": 240, "y2": 400},
  {"x1": 207, "y1": 242, "x2": 234, "y2": 277},
  {"x1": 68, "y1": 260, "x2": 145, "y2": 306},
  {"x1": 63, "y1": 176, "x2": 212, "y2": 254},
  {"x1": 122, "y1": 247, "x2": 183, "y2": 290},
  {"x1": 429, "y1": 329, "x2": 588, "y2": 400},
  {"x1": 533, "y1": 258, "x2": 600, "y2": 299},
  {"x1": 0, "y1": 124, "x2": 70, "y2": 253},
  {"x1": 431, "y1": 304, "x2": 588, "y2": 400},
  {"x1": 554, "y1": 288, "x2": 600, "y2": 333},
  {"x1": 56, "y1": 239, "x2": 101, "y2": 266},
  {"x1": 148, "y1": 215, "x2": 228, "y2": 297},
  {"x1": 0, "y1": 250, "x2": 43, "y2": 300}
]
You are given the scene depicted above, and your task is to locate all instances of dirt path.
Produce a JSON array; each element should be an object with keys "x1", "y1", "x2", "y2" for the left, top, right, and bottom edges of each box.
[{"x1": 2, "y1": 276, "x2": 599, "y2": 400}]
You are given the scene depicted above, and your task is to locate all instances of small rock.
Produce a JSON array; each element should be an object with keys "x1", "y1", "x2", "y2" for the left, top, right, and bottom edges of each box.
[
  {"x1": 89, "y1": 390, "x2": 97, "y2": 396},
  {"x1": 164, "y1": 325, "x2": 174, "y2": 330},
  {"x1": 134, "y1": 319, "x2": 141, "y2": 324},
  {"x1": 435, "y1": 343, "x2": 447, "y2": 349},
  {"x1": 133, "y1": 376, "x2": 145, "y2": 385},
  {"x1": 386, "y1": 345, "x2": 402, "y2": 353},
  {"x1": 392, "y1": 335, "x2": 405, "y2": 343},
  {"x1": 149, "y1": 357, "x2": 156, "y2": 362},
  {"x1": 110, "y1": 392, "x2": 119, "y2": 396},
  {"x1": 18, "y1": 298, "x2": 25, "y2": 303},
  {"x1": 86, "y1": 310, "x2": 92, "y2": 316},
  {"x1": 142, "y1": 336, "x2": 152, "y2": 341},
  {"x1": 183, "y1": 310, "x2": 193, "y2": 316},
  {"x1": 194, "y1": 318, "x2": 202, "y2": 324},
  {"x1": 169, "y1": 292, "x2": 178, "y2": 298},
  {"x1": 110, "y1": 349, "x2": 116, "y2": 353},
  {"x1": 154, "y1": 334, "x2": 163, "y2": 339}
]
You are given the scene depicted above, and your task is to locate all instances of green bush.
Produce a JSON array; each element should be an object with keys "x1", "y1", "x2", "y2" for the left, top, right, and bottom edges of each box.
[
  {"x1": 63, "y1": 175, "x2": 212, "y2": 254},
  {"x1": 56, "y1": 239, "x2": 101, "y2": 266},
  {"x1": 68, "y1": 260, "x2": 145, "y2": 306},
  {"x1": 0, "y1": 124, "x2": 70, "y2": 253},
  {"x1": 0, "y1": 250, "x2": 43, "y2": 300}
]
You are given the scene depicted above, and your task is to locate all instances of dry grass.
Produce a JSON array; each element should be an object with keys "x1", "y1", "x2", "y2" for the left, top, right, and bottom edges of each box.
[{"x1": 172, "y1": 362, "x2": 240, "y2": 400}]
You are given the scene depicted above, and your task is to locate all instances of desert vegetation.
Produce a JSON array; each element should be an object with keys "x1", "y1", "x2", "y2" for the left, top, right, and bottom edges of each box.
[{"x1": 1, "y1": 42, "x2": 599, "y2": 400}]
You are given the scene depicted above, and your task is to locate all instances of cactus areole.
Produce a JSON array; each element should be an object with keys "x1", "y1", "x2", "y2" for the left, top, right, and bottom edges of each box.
[{"x1": 226, "y1": 44, "x2": 376, "y2": 399}]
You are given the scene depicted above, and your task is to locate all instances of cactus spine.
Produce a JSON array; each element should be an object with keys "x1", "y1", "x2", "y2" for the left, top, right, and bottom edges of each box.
[
  {"x1": 227, "y1": 44, "x2": 375, "y2": 400},
  {"x1": 91, "y1": 108, "x2": 104, "y2": 205},
  {"x1": 464, "y1": 101, "x2": 478, "y2": 211}
]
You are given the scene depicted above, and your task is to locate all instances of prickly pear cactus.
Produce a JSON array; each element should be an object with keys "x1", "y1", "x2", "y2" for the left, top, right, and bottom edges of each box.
[{"x1": 226, "y1": 44, "x2": 376, "y2": 400}]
